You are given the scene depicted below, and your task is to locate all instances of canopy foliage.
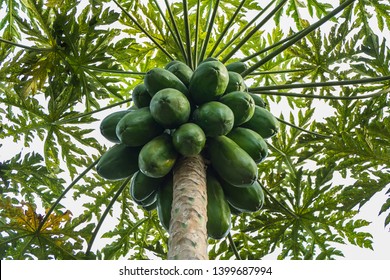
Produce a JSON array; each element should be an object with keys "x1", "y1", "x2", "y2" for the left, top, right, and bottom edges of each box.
[{"x1": 0, "y1": 0, "x2": 389, "y2": 260}]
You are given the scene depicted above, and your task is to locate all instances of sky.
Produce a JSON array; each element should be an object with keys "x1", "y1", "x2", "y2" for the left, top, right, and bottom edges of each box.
[{"x1": 0, "y1": 0, "x2": 389, "y2": 260}]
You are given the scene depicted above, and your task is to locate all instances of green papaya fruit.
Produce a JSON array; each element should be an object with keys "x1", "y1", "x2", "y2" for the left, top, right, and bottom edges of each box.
[
  {"x1": 167, "y1": 62, "x2": 193, "y2": 87},
  {"x1": 116, "y1": 107, "x2": 164, "y2": 147},
  {"x1": 144, "y1": 67, "x2": 188, "y2": 97},
  {"x1": 189, "y1": 61, "x2": 229, "y2": 105},
  {"x1": 138, "y1": 134, "x2": 178, "y2": 178},
  {"x1": 130, "y1": 170, "x2": 165, "y2": 204},
  {"x1": 219, "y1": 91, "x2": 255, "y2": 126},
  {"x1": 248, "y1": 93, "x2": 266, "y2": 108},
  {"x1": 241, "y1": 106, "x2": 279, "y2": 139},
  {"x1": 142, "y1": 197, "x2": 158, "y2": 211},
  {"x1": 226, "y1": 61, "x2": 247, "y2": 74},
  {"x1": 229, "y1": 203, "x2": 243, "y2": 215},
  {"x1": 127, "y1": 106, "x2": 137, "y2": 111},
  {"x1": 100, "y1": 110, "x2": 128, "y2": 143},
  {"x1": 164, "y1": 60, "x2": 182, "y2": 69},
  {"x1": 172, "y1": 123, "x2": 206, "y2": 156},
  {"x1": 192, "y1": 101, "x2": 234, "y2": 137},
  {"x1": 224, "y1": 71, "x2": 246, "y2": 94},
  {"x1": 207, "y1": 136, "x2": 258, "y2": 187},
  {"x1": 206, "y1": 170, "x2": 231, "y2": 239},
  {"x1": 157, "y1": 175, "x2": 173, "y2": 231},
  {"x1": 150, "y1": 88, "x2": 191, "y2": 128},
  {"x1": 227, "y1": 127, "x2": 268, "y2": 163},
  {"x1": 199, "y1": 57, "x2": 219, "y2": 64},
  {"x1": 220, "y1": 179, "x2": 264, "y2": 213},
  {"x1": 139, "y1": 190, "x2": 158, "y2": 209},
  {"x1": 96, "y1": 144, "x2": 140, "y2": 180},
  {"x1": 132, "y1": 83, "x2": 151, "y2": 108}
]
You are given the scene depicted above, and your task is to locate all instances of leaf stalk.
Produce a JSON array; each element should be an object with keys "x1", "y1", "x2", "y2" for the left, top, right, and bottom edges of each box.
[
  {"x1": 37, "y1": 158, "x2": 100, "y2": 233},
  {"x1": 241, "y1": 0, "x2": 357, "y2": 77}
]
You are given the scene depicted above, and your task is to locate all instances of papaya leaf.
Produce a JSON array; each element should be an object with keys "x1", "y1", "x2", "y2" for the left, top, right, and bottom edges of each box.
[
  {"x1": 1, "y1": 0, "x2": 389, "y2": 261},
  {"x1": 0, "y1": 152, "x2": 65, "y2": 206},
  {"x1": 0, "y1": 198, "x2": 83, "y2": 259}
]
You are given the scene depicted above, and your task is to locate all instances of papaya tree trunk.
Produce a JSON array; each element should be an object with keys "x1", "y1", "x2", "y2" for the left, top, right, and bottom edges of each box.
[{"x1": 168, "y1": 155, "x2": 208, "y2": 260}]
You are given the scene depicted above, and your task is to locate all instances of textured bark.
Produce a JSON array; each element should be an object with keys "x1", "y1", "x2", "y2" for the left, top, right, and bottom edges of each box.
[{"x1": 167, "y1": 155, "x2": 208, "y2": 260}]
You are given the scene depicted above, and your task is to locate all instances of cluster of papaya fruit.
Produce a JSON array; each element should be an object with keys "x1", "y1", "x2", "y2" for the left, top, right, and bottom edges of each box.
[{"x1": 96, "y1": 58, "x2": 279, "y2": 239}]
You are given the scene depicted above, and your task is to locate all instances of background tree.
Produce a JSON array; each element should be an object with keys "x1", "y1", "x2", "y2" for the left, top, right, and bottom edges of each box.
[{"x1": 0, "y1": 0, "x2": 389, "y2": 260}]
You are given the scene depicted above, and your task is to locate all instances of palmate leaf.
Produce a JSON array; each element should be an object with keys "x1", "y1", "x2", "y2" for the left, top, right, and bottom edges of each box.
[
  {"x1": 0, "y1": 152, "x2": 65, "y2": 206},
  {"x1": 0, "y1": 198, "x2": 84, "y2": 259},
  {"x1": 1, "y1": 0, "x2": 124, "y2": 102},
  {"x1": 49, "y1": 3, "x2": 124, "y2": 106},
  {"x1": 354, "y1": 0, "x2": 390, "y2": 33},
  {"x1": 317, "y1": 90, "x2": 390, "y2": 173},
  {"x1": 339, "y1": 171, "x2": 390, "y2": 211},
  {"x1": 4, "y1": 0, "x2": 59, "y2": 97},
  {"x1": 352, "y1": 0, "x2": 390, "y2": 74},
  {"x1": 0, "y1": 0, "x2": 21, "y2": 36},
  {"x1": 371, "y1": 1, "x2": 390, "y2": 31},
  {"x1": 353, "y1": 33, "x2": 390, "y2": 77},
  {"x1": 303, "y1": 85, "x2": 390, "y2": 217},
  {"x1": 284, "y1": 0, "x2": 305, "y2": 26},
  {"x1": 65, "y1": 174, "x2": 143, "y2": 259},
  {"x1": 1, "y1": 0, "x2": 389, "y2": 261},
  {"x1": 306, "y1": 0, "x2": 333, "y2": 19},
  {"x1": 1, "y1": 79, "x2": 101, "y2": 176},
  {"x1": 285, "y1": 19, "x2": 360, "y2": 84},
  {"x1": 273, "y1": 0, "x2": 333, "y2": 27},
  {"x1": 72, "y1": 175, "x2": 127, "y2": 224},
  {"x1": 379, "y1": 187, "x2": 390, "y2": 228},
  {"x1": 0, "y1": 1, "x2": 119, "y2": 175},
  {"x1": 0, "y1": 84, "x2": 48, "y2": 146},
  {"x1": 50, "y1": 124, "x2": 100, "y2": 176},
  {"x1": 0, "y1": 0, "x2": 21, "y2": 61},
  {"x1": 227, "y1": 175, "x2": 373, "y2": 260},
  {"x1": 100, "y1": 212, "x2": 167, "y2": 260}
]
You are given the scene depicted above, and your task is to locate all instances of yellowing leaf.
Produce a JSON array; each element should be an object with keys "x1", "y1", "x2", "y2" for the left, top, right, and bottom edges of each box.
[{"x1": 0, "y1": 198, "x2": 72, "y2": 234}]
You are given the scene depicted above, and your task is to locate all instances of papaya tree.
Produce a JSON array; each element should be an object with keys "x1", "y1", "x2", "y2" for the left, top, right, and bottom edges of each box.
[{"x1": 0, "y1": 0, "x2": 389, "y2": 260}]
